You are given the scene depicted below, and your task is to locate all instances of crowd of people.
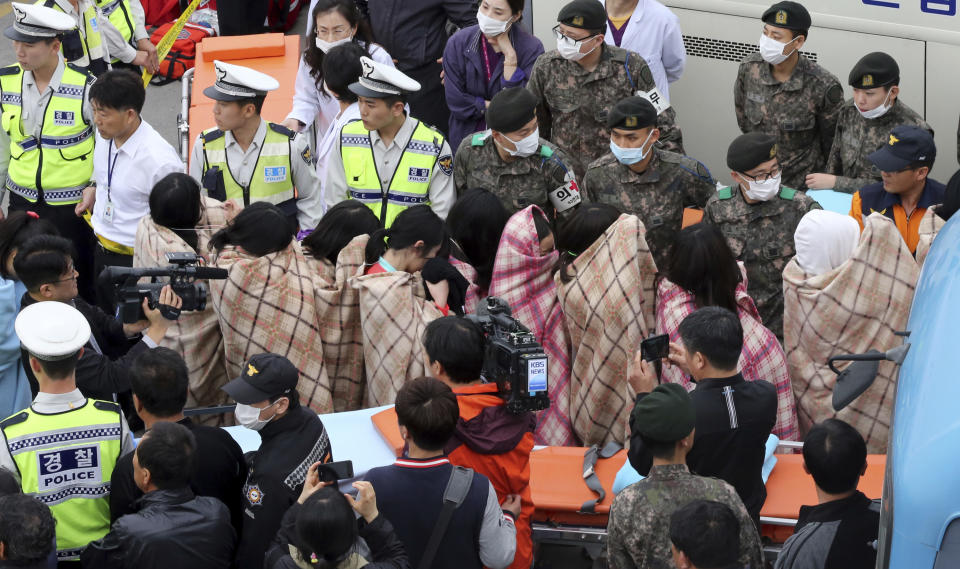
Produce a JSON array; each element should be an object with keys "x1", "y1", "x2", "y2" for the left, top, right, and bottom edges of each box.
[{"x1": 1, "y1": 0, "x2": 959, "y2": 567}]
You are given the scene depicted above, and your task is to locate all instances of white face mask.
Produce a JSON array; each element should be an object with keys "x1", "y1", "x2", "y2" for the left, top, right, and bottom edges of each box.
[
  {"x1": 858, "y1": 90, "x2": 893, "y2": 120},
  {"x1": 235, "y1": 401, "x2": 280, "y2": 431},
  {"x1": 758, "y1": 33, "x2": 798, "y2": 65},
  {"x1": 476, "y1": 8, "x2": 513, "y2": 36},
  {"x1": 315, "y1": 36, "x2": 352, "y2": 53},
  {"x1": 742, "y1": 171, "x2": 782, "y2": 201},
  {"x1": 496, "y1": 127, "x2": 540, "y2": 157},
  {"x1": 555, "y1": 31, "x2": 598, "y2": 62}
]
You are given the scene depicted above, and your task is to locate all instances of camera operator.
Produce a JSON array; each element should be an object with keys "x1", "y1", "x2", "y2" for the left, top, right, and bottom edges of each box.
[
  {"x1": 13, "y1": 235, "x2": 181, "y2": 406},
  {"x1": 423, "y1": 316, "x2": 533, "y2": 569}
]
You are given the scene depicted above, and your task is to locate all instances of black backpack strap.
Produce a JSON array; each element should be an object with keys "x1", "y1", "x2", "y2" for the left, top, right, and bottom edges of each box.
[
  {"x1": 418, "y1": 466, "x2": 474, "y2": 569},
  {"x1": 579, "y1": 441, "x2": 623, "y2": 514}
]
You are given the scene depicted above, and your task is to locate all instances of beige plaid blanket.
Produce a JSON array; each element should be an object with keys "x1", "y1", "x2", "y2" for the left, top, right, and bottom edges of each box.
[
  {"x1": 916, "y1": 206, "x2": 946, "y2": 266},
  {"x1": 783, "y1": 213, "x2": 919, "y2": 452},
  {"x1": 211, "y1": 242, "x2": 332, "y2": 413},
  {"x1": 556, "y1": 214, "x2": 657, "y2": 446},
  {"x1": 133, "y1": 198, "x2": 230, "y2": 424},
  {"x1": 352, "y1": 269, "x2": 443, "y2": 407}
]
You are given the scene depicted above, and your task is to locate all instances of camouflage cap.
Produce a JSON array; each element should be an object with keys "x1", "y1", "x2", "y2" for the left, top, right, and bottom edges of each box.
[
  {"x1": 630, "y1": 383, "x2": 695, "y2": 442},
  {"x1": 557, "y1": 0, "x2": 606, "y2": 30},
  {"x1": 727, "y1": 133, "x2": 778, "y2": 172},
  {"x1": 848, "y1": 52, "x2": 899, "y2": 89},
  {"x1": 761, "y1": 1, "x2": 811, "y2": 31},
  {"x1": 607, "y1": 96, "x2": 657, "y2": 130}
]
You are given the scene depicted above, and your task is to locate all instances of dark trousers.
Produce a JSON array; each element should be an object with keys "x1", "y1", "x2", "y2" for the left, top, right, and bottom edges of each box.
[
  {"x1": 111, "y1": 61, "x2": 141, "y2": 75},
  {"x1": 9, "y1": 194, "x2": 97, "y2": 304},
  {"x1": 404, "y1": 61, "x2": 451, "y2": 137},
  {"x1": 218, "y1": 0, "x2": 268, "y2": 36},
  {"x1": 93, "y1": 245, "x2": 133, "y2": 314}
]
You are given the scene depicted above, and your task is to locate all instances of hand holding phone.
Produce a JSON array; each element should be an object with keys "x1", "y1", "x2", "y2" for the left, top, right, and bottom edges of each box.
[{"x1": 640, "y1": 334, "x2": 670, "y2": 362}]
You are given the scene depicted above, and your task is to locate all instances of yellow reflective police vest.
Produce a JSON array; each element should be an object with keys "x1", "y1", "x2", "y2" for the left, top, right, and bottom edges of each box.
[
  {"x1": 40, "y1": 0, "x2": 109, "y2": 76},
  {"x1": 96, "y1": 0, "x2": 136, "y2": 62},
  {"x1": 0, "y1": 63, "x2": 94, "y2": 205},
  {"x1": 0, "y1": 399, "x2": 124, "y2": 562},
  {"x1": 340, "y1": 119, "x2": 443, "y2": 228},
  {"x1": 200, "y1": 122, "x2": 298, "y2": 208}
]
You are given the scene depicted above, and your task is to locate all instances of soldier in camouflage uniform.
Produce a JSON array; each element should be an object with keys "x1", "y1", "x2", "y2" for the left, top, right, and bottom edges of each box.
[
  {"x1": 733, "y1": 1, "x2": 844, "y2": 191},
  {"x1": 704, "y1": 133, "x2": 821, "y2": 341},
  {"x1": 527, "y1": 0, "x2": 683, "y2": 180},
  {"x1": 807, "y1": 52, "x2": 932, "y2": 194},
  {"x1": 453, "y1": 88, "x2": 579, "y2": 215},
  {"x1": 607, "y1": 383, "x2": 763, "y2": 569},
  {"x1": 582, "y1": 96, "x2": 713, "y2": 268}
]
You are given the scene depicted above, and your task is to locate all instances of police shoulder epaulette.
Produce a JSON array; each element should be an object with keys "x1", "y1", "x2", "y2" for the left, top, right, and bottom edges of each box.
[
  {"x1": 471, "y1": 133, "x2": 486, "y2": 147},
  {"x1": 0, "y1": 411, "x2": 28, "y2": 429},
  {"x1": 202, "y1": 128, "x2": 225, "y2": 143},
  {"x1": 779, "y1": 187, "x2": 797, "y2": 201},
  {"x1": 93, "y1": 400, "x2": 121, "y2": 414},
  {"x1": 539, "y1": 145, "x2": 554, "y2": 159},
  {"x1": 717, "y1": 187, "x2": 734, "y2": 200},
  {"x1": 66, "y1": 63, "x2": 91, "y2": 77},
  {"x1": 0, "y1": 65, "x2": 20, "y2": 76},
  {"x1": 268, "y1": 122, "x2": 296, "y2": 139}
]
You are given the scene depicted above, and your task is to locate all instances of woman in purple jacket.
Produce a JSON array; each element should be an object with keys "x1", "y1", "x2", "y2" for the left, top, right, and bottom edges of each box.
[{"x1": 442, "y1": 0, "x2": 545, "y2": 154}]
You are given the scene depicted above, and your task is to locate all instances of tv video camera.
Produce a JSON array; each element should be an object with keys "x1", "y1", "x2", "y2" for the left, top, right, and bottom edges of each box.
[
  {"x1": 99, "y1": 253, "x2": 228, "y2": 324},
  {"x1": 467, "y1": 297, "x2": 550, "y2": 415}
]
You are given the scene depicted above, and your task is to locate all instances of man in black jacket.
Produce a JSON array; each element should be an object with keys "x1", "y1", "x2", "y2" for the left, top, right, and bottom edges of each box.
[
  {"x1": 81, "y1": 422, "x2": 236, "y2": 568},
  {"x1": 109, "y1": 348, "x2": 246, "y2": 533},
  {"x1": 628, "y1": 307, "x2": 777, "y2": 525},
  {"x1": 223, "y1": 353, "x2": 333, "y2": 569}
]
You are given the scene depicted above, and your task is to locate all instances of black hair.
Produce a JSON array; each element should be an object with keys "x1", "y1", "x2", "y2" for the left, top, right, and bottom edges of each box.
[
  {"x1": 12, "y1": 235, "x2": 75, "y2": 292},
  {"x1": 149, "y1": 173, "x2": 203, "y2": 252},
  {"x1": 483, "y1": 0, "x2": 525, "y2": 13},
  {"x1": 445, "y1": 188, "x2": 510, "y2": 292},
  {"x1": 131, "y1": 348, "x2": 189, "y2": 418},
  {"x1": 380, "y1": 94, "x2": 407, "y2": 110},
  {"x1": 270, "y1": 389, "x2": 301, "y2": 410},
  {"x1": 0, "y1": 467, "x2": 20, "y2": 497},
  {"x1": 303, "y1": 200, "x2": 379, "y2": 264},
  {"x1": 364, "y1": 205, "x2": 445, "y2": 265},
  {"x1": 666, "y1": 224, "x2": 742, "y2": 314},
  {"x1": 33, "y1": 350, "x2": 83, "y2": 381},
  {"x1": 395, "y1": 376, "x2": 459, "y2": 451},
  {"x1": 232, "y1": 95, "x2": 267, "y2": 115},
  {"x1": 532, "y1": 208, "x2": 552, "y2": 242},
  {"x1": 295, "y1": 487, "x2": 359, "y2": 564},
  {"x1": 677, "y1": 307, "x2": 743, "y2": 371},
  {"x1": 321, "y1": 42, "x2": 366, "y2": 103},
  {"x1": 89, "y1": 69, "x2": 145, "y2": 113},
  {"x1": 209, "y1": 202, "x2": 295, "y2": 257},
  {"x1": 669, "y1": 500, "x2": 740, "y2": 569},
  {"x1": 137, "y1": 421, "x2": 197, "y2": 490},
  {"x1": 803, "y1": 418, "x2": 867, "y2": 494},
  {"x1": 0, "y1": 494, "x2": 55, "y2": 566},
  {"x1": 937, "y1": 169, "x2": 960, "y2": 221},
  {"x1": 423, "y1": 316, "x2": 485, "y2": 384},
  {"x1": 637, "y1": 433, "x2": 681, "y2": 460},
  {"x1": 909, "y1": 158, "x2": 936, "y2": 175},
  {"x1": 0, "y1": 211, "x2": 57, "y2": 280},
  {"x1": 555, "y1": 203, "x2": 620, "y2": 283},
  {"x1": 304, "y1": 0, "x2": 376, "y2": 92}
]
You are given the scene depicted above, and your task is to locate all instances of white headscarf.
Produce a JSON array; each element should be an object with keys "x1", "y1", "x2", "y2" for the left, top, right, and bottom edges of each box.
[{"x1": 794, "y1": 210, "x2": 861, "y2": 276}]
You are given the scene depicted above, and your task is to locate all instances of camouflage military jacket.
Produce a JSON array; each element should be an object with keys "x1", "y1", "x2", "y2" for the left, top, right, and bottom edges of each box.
[
  {"x1": 704, "y1": 185, "x2": 821, "y2": 340},
  {"x1": 607, "y1": 464, "x2": 763, "y2": 569},
  {"x1": 825, "y1": 99, "x2": 932, "y2": 194},
  {"x1": 582, "y1": 149, "x2": 715, "y2": 268},
  {"x1": 452, "y1": 132, "x2": 576, "y2": 214},
  {"x1": 734, "y1": 53, "x2": 844, "y2": 191},
  {"x1": 527, "y1": 45, "x2": 683, "y2": 179}
]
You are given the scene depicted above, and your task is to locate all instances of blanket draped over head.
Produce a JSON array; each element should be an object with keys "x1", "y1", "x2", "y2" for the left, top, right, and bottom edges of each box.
[
  {"x1": 489, "y1": 206, "x2": 575, "y2": 446},
  {"x1": 352, "y1": 270, "x2": 443, "y2": 407},
  {"x1": 556, "y1": 214, "x2": 657, "y2": 446},
  {"x1": 655, "y1": 267, "x2": 798, "y2": 440},
  {"x1": 307, "y1": 235, "x2": 368, "y2": 412},
  {"x1": 448, "y1": 256, "x2": 482, "y2": 315},
  {"x1": 915, "y1": 206, "x2": 946, "y2": 267},
  {"x1": 783, "y1": 214, "x2": 919, "y2": 452},
  {"x1": 134, "y1": 197, "x2": 230, "y2": 425},
  {"x1": 211, "y1": 241, "x2": 332, "y2": 414}
]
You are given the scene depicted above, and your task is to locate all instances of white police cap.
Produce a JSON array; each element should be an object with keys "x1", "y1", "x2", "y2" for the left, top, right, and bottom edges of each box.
[
  {"x1": 16, "y1": 301, "x2": 90, "y2": 361},
  {"x1": 203, "y1": 60, "x2": 280, "y2": 102},
  {"x1": 4, "y1": 3, "x2": 76, "y2": 43},
  {"x1": 348, "y1": 56, "x2": 421, "y2": 99}
]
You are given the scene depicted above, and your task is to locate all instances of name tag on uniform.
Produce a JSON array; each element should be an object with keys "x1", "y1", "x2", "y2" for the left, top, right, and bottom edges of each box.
[
  {"x1": 37, "y1": 446, "x2": 101, "y2": 492},
  {"x1": 747, "y1": 92, "x2": 765, "y2": 104},
  {"x1": 549, "y1": 177, "x2": 582, "y2": 213},
  {"x1": 54, "y1": 111, "x2": 75, "y2": 126},
  {"x1": 635, "y1": 87, "x2": 670, "y2": 115},
  {"x1": 102, "y1": 199, "x2": 115, "y2": 224},
  {"x1": 263, "y1": 166, "x2": 287, "y2": 184},
  {"x1": 89, "y1": 16, "x2": 99, "y2": 32},
  {"x1": 408, "y1": 167, "x2": 430, "y2": 183}
]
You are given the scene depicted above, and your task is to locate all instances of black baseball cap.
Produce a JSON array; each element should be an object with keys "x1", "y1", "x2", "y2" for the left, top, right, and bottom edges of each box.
[
  {"x1": 868, "y1": 125, "x2": 936, "y2": 172},
  {"x1": 221, "y1": 353, "x2": 299, "y2": 405}
]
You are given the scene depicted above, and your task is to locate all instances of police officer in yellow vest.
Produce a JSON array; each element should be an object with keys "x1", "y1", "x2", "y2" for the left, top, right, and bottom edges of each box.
[
  {"x1": 325, "y1": 56, "x2": 455, "y2": 226},
  {"x1": 91, "y1": 0, "x2": 158, "y2": 74},
  {"x1": 0, "y1": 3, "x2": 99, "y2": 303},
  {"x1": 0, "y1": 301, "x2": 134, "y2": 564},
  {"x1": 189, "y1": 60, "x2": 324, "y2": 231}
]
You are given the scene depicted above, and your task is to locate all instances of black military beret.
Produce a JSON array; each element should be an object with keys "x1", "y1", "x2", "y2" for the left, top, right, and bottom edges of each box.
[
  {"x1": 848, "y1": 52, "x2": 899, "y2": 89},
  {"x1": 485, "y1": 87, "x2": 538, "y2": 134},
  {"x1": 727, "y1": 133, "x2": 778, "y2": 172},
  {"x1": 762, "y1": 1, "x2": 811, "y2": 31},
  {"x1": 607, "y1": 96, "x2": 657, "y2": 130},
  {"x1": 630, "y1": 383, "x2": 695, "y2": 442},
  {"x1": 557, "y1": 0, "x2": 607, "y2": 31}
]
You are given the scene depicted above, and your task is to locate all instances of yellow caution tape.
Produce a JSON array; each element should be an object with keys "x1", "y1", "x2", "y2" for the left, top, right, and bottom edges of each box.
[{"x1": 142, "y1": 0, "x2": 206, "y2": 87}]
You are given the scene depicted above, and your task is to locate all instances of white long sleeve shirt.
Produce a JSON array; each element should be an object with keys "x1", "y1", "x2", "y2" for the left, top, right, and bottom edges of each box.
[{"x1": 49, "y1": 0, "x2": 138, "y2": 64}]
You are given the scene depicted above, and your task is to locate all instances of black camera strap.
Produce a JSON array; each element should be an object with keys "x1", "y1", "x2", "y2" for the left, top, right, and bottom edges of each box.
[
  {"x1": 579, "y1": 441, "x2": 623, "y2": 514},
  {"x1": 418, "y1": 466, "x2": 474, "y2": 569}
]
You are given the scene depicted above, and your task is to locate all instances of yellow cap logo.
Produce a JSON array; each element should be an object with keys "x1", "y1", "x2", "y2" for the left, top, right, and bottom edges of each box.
[
  {"x1": 572, "y1": 16, "x2": 583, "y2": 26},
  {"x1": 775, "y1": 10, "x2": 788, "y2": 24},
  {"x1": 625, "y1": 116, "x2": 638, "y2": 127},
  {"x1": 869, "y1": 208, "x2": 888, "y2": 216},
  {"x1": 770, "y1": 143, "x2": 778, "y2": 158},
  {"x1": 862, "y1": 74, "x2": 874, "y2": 87},
  {"x1": 247, "y1": 364, "x2": 259, "y2": 376},
  {"x1": 889, "y1": 134, "x2": 899, "y2": 146}
]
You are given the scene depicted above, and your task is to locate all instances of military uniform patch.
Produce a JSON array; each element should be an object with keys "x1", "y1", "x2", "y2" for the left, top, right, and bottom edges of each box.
[
  {"x1": 775, "y1": 10, "x2": 788, "y2": 24},
  {"x1": 301, "y1": 146, "x2": 313, "y2": 165},
  {"x1": 862, "y1": 74, "x2": 874, "y2": 87},
  {"x1": 437, "y1": 155, "x2": 453, "y2": 176}
]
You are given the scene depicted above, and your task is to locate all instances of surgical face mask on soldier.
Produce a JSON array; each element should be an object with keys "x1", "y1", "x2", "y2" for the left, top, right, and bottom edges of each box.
[
  {"x1": 315, "y1": 36, "x2": 353, "y2": 53},
  {"x1": 743, "y1": 171, "x2": 783, "y2": 201},
  {"x1": 496, "y1": 128, "x2": 540, "y2": 157},
  {"x1": 857, "y1": 89, "x2": 893, "y2": 120},
  {"x1": 609, "y1": 130, "x2": 655, "y2": 165},
  {"x1": 758, "y1": 33, "x2": 798, "y2": 65},
  {"x1": 554, "y1": 28, "x2": 598, "y2": 62},
  {"x1": 235, "y1": 401, "x2": 279, "y2": 431},
  {"x1": 476, "y1": 8, "x2": 513, "y2": 36}
]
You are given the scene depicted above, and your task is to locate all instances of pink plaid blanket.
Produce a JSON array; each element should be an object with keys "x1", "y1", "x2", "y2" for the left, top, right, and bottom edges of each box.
[
  {"x1": 448, "y1": 256, "x2": 482, "y2": 315},
  {"x1": 916, "y1": 206, "x2": 945, "y2": 266}
]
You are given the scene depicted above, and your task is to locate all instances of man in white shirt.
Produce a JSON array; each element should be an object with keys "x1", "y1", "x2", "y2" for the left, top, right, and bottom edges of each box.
[
  {"x1": 602, "y1": 0, "x2": 686, "y2": 100},
  {"x1": 74, "y1": 70, "x2": 182, "y2": 309}
]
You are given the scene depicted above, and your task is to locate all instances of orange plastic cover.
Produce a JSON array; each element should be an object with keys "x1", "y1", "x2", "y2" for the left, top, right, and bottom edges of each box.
[
  {"x1": 682, "y1": 207, "x2": 704, "y2": 228},
  {"x1": 371, "y1": 407, "x2": 404, "y2": 457}
]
